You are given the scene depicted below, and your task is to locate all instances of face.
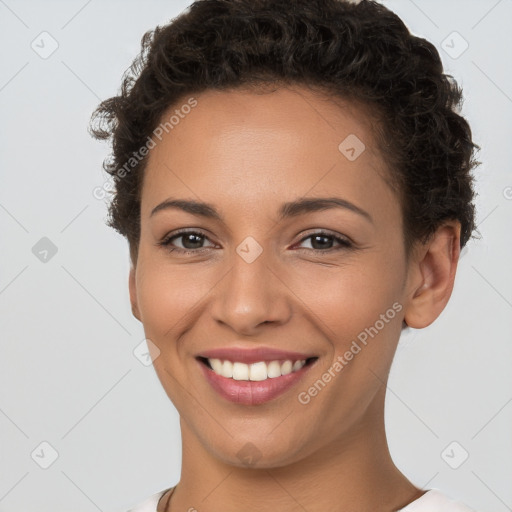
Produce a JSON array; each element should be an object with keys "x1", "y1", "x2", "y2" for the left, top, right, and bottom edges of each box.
[{"x1": 130, "y1": 85, "x2": 414, "y2": 467}]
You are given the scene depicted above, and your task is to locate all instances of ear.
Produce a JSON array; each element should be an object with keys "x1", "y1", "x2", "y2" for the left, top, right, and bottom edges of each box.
[
  {"x1": 403, "y1": 221, "x2": 461, "y2": 329},
  {"x1": 129, "y1": 265, "x2": 142, "y2": 322}
]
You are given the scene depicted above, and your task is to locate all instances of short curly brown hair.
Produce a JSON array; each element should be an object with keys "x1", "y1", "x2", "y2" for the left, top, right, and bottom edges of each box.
[{"x1": 89, "y1": 0, "x2": 479, "y2": 265}]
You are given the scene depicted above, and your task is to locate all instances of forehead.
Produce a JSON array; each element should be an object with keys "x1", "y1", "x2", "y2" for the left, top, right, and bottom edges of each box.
[
  {"x1": 141, "y1": 86, "x2": 395, "y2": 222},
  {"x1": 156, "y1": 85, "x2": 380, "y2": 154}
]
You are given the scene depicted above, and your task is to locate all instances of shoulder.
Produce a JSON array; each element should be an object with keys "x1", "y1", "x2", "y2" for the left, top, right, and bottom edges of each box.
[
  {"x1": 125, "y1": 487, "x2": 174, "y2": 512},
  {"x1": 399, "y1": 489, "x2": 476, "y2": 512}
]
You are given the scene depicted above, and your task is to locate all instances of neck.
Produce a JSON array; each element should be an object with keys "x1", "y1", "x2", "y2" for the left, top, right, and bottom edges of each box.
[{"x1": 162, "y1": 386, "x2": 424, "y2": 512}]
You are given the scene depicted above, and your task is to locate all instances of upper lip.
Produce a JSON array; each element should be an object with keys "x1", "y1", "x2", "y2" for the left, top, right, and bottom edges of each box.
[{"x1": 197, "y1": 347, "x2": 317, "y2": 364}]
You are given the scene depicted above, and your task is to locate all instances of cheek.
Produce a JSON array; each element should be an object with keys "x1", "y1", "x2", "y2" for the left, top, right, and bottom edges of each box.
[
  {"x1": 136, "y1": 259, "x2": 212, "y2": 340},
  {"x1": 289, "y1": 257, "x2": 404, "y2": 342}
]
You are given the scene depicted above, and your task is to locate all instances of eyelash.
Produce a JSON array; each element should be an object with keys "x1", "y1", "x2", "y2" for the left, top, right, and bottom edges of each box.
[{"x1": 156, "y1": 229, "x2": 353, "y2": 255}]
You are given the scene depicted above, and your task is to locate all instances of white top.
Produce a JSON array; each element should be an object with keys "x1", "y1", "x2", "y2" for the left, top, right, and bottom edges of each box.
[{"x1": 126, "y1": 487, "x2": 476, "y2": 511}]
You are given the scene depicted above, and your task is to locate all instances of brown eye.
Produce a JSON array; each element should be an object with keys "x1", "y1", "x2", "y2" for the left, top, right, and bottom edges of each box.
[
  {"x1": 297, "y1": 231, "x2": 352, "y2": 252},
  {"x1": 174, "y1": 232, "x2": 206, "y2": 250},
  {"x1": 158, "y1": 230, "x2": 215, "y2": 254}
]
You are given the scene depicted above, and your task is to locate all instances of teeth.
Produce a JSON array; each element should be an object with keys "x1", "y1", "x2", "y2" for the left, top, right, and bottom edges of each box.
[
  {"x1": 221, "y1": 360, "x2": 233, "y2": 378},
  {"x1": 207, "y1": 358, "x2": 308, "y2": 380},
  {"x1": 281, "y1": 360, "x2": 293, "y2": 375},
  {"x1": 247, "y1": 361, "x2": 267, "y2": 381},
  {"x1": 292, "y1": 360, "x2": 304, "y2": 372},
  {"x1": 210, "y1": 358, "x2": 223, "y2": 374},
  {"x1": 267, "y1": 360, "x2": 281, "y2": 378},
  {"x1": 232, "y1": 362, "x2": 249, "y2": 380}
]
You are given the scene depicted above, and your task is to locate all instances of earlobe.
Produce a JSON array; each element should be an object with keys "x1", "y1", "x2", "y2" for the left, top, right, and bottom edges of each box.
[
  {"x1": 129, "y1": 266, "x2": 141, "y2": 322},
  {"x1": 403, "y1": 221, "x2": 461, "y2": 329}
]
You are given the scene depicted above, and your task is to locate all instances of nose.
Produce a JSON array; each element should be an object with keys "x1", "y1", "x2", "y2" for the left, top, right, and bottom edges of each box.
[{"x1": 210, "y1": 247, "x2": 292, "y2": 335}]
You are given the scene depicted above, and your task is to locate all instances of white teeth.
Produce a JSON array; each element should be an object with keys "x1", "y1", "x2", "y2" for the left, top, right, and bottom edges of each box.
[
  {"x1": 281, "y1": 360, "x2": 293, "y2": 375},
  {"x1": 267, "y1": 360, "x2": 282, "y2": 378},
  {"x1": 221, "y1": 360, "x2": 233, "y2": 378},
  {"x1": 292, "y1": 360, "x2": 304, "y2": 372},
  {"x1": 248, "y1": 361, "x2": 267, "y2": 381},
  {"x1": 232, "y1": 362, "x2": 249, "y2": 380},
  {"x1": 206, "y1": 358, "x2": 308, "y2": 380},
  {"x1": 210, "y1": 358, "x2": 223, "y2": 374}
]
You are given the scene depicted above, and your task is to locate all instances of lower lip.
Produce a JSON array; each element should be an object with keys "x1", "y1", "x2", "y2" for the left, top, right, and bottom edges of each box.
[{"x1": 197, "y1": 358, "x2": 316, "y2": 405}]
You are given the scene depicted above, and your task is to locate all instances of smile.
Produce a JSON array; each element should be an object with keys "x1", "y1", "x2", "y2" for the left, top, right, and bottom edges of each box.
[
  {"x1": 197, "y1": 356, "x2": 318, "y2": 405},
  {"x1": 200, "y1": 357, "x2": 314, "y2": 380}
]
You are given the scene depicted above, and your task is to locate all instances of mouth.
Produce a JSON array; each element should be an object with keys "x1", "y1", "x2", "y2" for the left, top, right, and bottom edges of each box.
[
  {"x1": 197, "y1": 356, "x2": 318, "y2": 380},
  {"x1": 196, "y1": 355, "x2": 319, "y2": 405}
]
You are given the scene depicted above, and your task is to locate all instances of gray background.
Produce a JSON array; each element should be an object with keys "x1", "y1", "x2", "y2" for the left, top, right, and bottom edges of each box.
[{"x1": 0, "y1": 0, "x2": 511, "y2": 511}]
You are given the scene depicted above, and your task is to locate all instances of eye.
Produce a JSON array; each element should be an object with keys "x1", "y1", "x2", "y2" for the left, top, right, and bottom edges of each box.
[
  {"x1": 295, "y1": 230, "x2": 353, "y2": 252},
  {"x1": 157, "y1": 229, "x2": 215, "y2": 254},
  {"x1": 157, "y1": 229, "x2": 353, "y2": 255}
]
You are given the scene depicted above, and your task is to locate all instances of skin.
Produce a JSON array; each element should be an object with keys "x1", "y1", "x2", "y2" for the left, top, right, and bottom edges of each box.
[{"x1": 128, "y1": 85, "x2": 461, "y2": 512}]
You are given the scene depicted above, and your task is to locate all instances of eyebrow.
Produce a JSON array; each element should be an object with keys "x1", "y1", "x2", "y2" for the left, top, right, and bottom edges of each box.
[{"x1": 150, "y1": 196, "x2": 373, "y2": 224}]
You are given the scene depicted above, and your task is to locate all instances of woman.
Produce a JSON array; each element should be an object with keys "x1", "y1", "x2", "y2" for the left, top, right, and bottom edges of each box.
[{"x1": 89, "y1": 0, "x2": 479, "y2": 510}]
